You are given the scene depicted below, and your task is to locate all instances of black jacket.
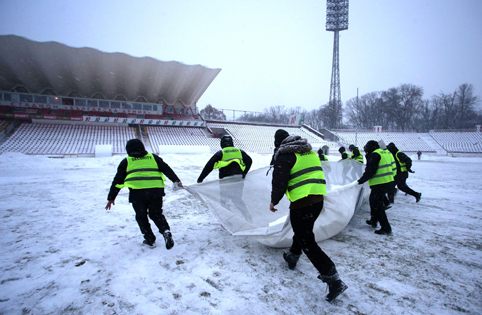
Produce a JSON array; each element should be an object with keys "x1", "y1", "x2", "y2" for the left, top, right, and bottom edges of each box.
[
  {"x1": 270, "y1": 148, "x2": 278, "y2": 166},
  {"x1": 271, "y1": 153, "x2": 295, "y2": 206},
  {"x1": 271, "y1": 136, "x2": 324, "y2": 209},
  {"x1": 358, "y1": 152, "x2": 381, "y2": 184},
  {"x1": 317, "y1": 149, "x2": 328, "y2": 161},
  {"x1": 197, "y1": 148, "x2": 252, "y2": 182},
  {"x1": 107, "y1": 153, "x2": 180, "y2": 202},
  {"x1": 340, "y1": 152, "x2": 348, "y2": 160},
  {"x1": 393, "y1": 151, "x2": 413, "y2": 174},
  {"x1": 351, "y1": 148, "x2": 362, "y2": 160}
]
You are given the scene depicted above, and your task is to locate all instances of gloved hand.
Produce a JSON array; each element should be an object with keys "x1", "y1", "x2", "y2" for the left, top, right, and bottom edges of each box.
[
  {"x1": 357, "y1": 180, "x2": 363, "y2": 185},
  {"x1": 408, "y1": 170, "x2": 415, "y2": 173},
  {"x1": 242, "y1": 173, "x2": 246, "y2": 179},
  {"x1": 266, "y1": 166, "x2": 273, "y2": 176},
  {"x1": 172, "y1": 181, "x2": 183, "y2": 191},
  {"x1": 197, "y1": 178, "x2": 203, "y2": 183}
]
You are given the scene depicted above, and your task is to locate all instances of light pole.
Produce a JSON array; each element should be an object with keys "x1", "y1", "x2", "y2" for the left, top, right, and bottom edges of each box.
[
  {"x1": 326, "y1": 0, "x2": 349, "y2": 129},
  {"x1": 355, "y1": 87, "x2": 358, "y2": 147}
]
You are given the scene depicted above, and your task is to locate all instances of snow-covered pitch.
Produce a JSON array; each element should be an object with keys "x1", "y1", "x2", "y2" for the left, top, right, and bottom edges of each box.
[{"x1": 0, "y1": 152, "x2": 481, "y2": 314}]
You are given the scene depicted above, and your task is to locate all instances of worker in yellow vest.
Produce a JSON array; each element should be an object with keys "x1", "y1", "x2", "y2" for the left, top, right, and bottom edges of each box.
[
  {"x1": 357, "y1": 140, "x2": 395, "y2": 235},
  {"x1": 270, "y1": 130, "x2": 347, "y2": 302},
  {"x1": 349, "y1": 144, "x2": 364, "y2": 163},
  {"x1": 317, "y1": 146, "x2": 329, "y2": 161},
  {"x1": 197, "y1": 135, "x2": 252, "y2": 182},
  {"x1": 338, "y1": 146, "x2": 349, "y2": 160},
  {"x1": 197, "y1": 135, "x2": 253, "y2": 221},
  {"x1": 387, "y1": 142, "x2": 422, "y2": 203},
  {"x1": 105, "y1": 139, "x2": 183, "y2": 249},
  {"x1": 347, "y1": 144, "x2": 364, "y2": 180}
]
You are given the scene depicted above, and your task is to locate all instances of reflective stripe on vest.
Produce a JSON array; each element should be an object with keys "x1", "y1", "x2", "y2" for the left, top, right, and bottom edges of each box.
[
  {"x1": 115, "y1": 153, "x2": 166, "y2": 189},
  {"x1": 286, "y1": 150, "x2": 327, "y2": 202},
  {"x1": 387, "y1": 150, "x2": 397, "y2": 177},
  {"x1": 396, "y1": 151, "x2": 407, "y2": 173},
  {"x1": 368, "y1": 148, "x2": 395, "y2": 186},
  {"x1": 213, "y1": 147, "x2": 246, "y2": 171},
  {"x1": 351, "y1": 149, "x2": 364, "y2": 163}
]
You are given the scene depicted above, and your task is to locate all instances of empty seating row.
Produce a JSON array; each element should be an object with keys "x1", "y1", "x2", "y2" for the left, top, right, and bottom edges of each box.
[
  {"x1": 0, "y1": 120, "x2": 7, "y2": 130},
  {"x1": 146, "y1": 126, "x2": 219, "y2": 153},
  {"x1": 429, "y1": 132, "x2": 482, "y2": 153},
  {"x1": 5, "y1": 121, "x2": 460, "y2": 157},
  {"x1": 333, "y1": 131, "x2": 435, "y2": 152},
  {"x1": 0, "y1": 123, "x2": 136, "y2": 155},
  {"x1": 146, "y1": 114, "x2": 164, "y2": 120},
  {"x1": 207, "y1": 123, "x2": 332, "y2": 154}
]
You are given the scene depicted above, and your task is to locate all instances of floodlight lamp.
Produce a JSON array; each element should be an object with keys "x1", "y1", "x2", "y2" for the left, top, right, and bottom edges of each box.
[{"x1": 326, "y1": 0, "x2": 349, "y2": 31}]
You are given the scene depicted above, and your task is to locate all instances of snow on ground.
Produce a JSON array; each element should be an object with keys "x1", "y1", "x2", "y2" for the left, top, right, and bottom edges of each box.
[{"x1": 0, "y1": 152, "x2": 481, "y2": 315}]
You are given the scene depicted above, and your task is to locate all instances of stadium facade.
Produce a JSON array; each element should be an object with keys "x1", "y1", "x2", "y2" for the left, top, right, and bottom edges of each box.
[{"x1": 1, "y1": 35, "x2": 481, "y2": 157}]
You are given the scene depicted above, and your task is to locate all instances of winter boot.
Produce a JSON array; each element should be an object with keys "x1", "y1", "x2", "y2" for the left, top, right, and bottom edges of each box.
[
  {"x1": 375, "y1": 210, "x2": 392, "y2": 235},
  {"x1": 415, "y1": 192, "x2": 422, "y2": 203},
  {"x1": 283, "y1": 251, "x2": 300, "y2": 270},
  {"x1": 374, "y1": 228, "x2": 392, "y2": 235},
  {"x1": 142, "y1": 240, "x2": 156, "y2": 248},
  {"x1": 366, "y1": 218, "x2": 377, "y2": 228},
  {"x1": 163, "y1": 230, "x2": 174, "y2": 250},
  {"x1": 318, "y1": 268, "x2": 348, "y2": 302}
]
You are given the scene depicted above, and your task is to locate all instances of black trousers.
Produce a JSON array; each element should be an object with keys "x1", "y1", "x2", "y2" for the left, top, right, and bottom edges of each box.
[
  {"x1": 131, "y1": 196, "x2": 170, "y2": 243},
  {"x1": 289, "y1": 200, "x2": 336, "y2": 276},
  {"x1": 393, "y1": 172, "x2": 418, "y2": 197},
  {"x1": 369, "y1": 183, "x2": 392, "y2": 231}
]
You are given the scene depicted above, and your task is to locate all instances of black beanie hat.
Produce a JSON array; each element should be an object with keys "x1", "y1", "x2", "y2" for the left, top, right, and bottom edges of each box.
[
  {"x1": 338, "y1": 146, "x2": 346, "y2": 153},
  {"x1": 126, "y1": 139, "x2": 147, "y2": 156},
  {"x1": 387, "y1": 142, "x2": 398, "y2": 153},
  {"x1": 363, "y1": 140, "x2": 380, "y2": 155},
  {"x1": 274, "y1": 129, "x2": 290, "y2": 147},
  {"x1": 220, "y1": 135, "x2": 234, "y2": 148}
]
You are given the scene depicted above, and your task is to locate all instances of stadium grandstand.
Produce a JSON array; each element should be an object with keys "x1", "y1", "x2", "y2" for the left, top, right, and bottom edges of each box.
[
  {"x1": 1, "y1": 35, "x2": 481, "y2": 157},
  {"x1": 332, "y1": 130, "x2": 435, "y2": 152},
  {"x1": 429, "y1": 130, "x2": 482, "y2": 154}
]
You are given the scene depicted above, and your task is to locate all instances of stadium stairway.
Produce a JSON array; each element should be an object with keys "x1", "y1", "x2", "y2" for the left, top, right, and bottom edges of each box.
[{"x1": 419, "y1": 133, "x2": 446, "y2": 155}]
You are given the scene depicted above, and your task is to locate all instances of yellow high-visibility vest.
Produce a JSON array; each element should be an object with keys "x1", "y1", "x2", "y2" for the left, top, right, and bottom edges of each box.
[
  {"x1": 368, "y1": 149, "x2": 395, "y2": 186},
  {"x1": 351, "y1": 149, "x2": 364, "y2": 163},
  {"x1": 213, "y1": 147, "x2": 246, "y2": 171},
  {"x1": 286, "y1": 150, "x2": 327, "y2": 202},
  {"x1": 115, "y1": 153, "x2": 166, "y2": 189},
  {"x1": 395, "y1": 151, "x2": 408, "y2": 173}
]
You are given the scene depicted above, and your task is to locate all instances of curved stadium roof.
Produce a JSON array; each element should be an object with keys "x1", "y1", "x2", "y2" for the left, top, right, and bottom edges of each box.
[{"x1": 0, "y1": 35, "x2": 221, "y2": 107}]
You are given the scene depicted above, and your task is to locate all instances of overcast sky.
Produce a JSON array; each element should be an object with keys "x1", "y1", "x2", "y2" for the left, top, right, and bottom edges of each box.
[{"x1": 1, "y1": 0, "x2": 481, "y2": 114}]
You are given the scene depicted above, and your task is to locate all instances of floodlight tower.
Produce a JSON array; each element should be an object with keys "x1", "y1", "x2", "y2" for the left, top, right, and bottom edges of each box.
[{"x1": 326, "y1": 0, "x2": 349, "y2": 128}]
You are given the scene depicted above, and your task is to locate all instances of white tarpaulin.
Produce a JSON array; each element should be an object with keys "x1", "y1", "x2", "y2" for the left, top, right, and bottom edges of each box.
[{"x1": 186, "y1": 160, "x2": 369, "y2": 248}]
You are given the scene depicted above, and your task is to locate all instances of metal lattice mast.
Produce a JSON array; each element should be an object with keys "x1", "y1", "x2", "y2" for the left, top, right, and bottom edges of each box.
[
  {"x1": 326, "y1": 0, "x2": 349, "y2": 128},
  {"x1": 329, "y1": 30, "x2": 341, "y2": 106}
]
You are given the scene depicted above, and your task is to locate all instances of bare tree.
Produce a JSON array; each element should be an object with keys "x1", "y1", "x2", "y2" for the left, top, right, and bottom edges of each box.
[
  {"x1": 323, "y1": 101, "x2": 343, "y2": 129},
  {"x1": 303, "y1": 107, "x2": 325, "y2": 130},
  {"x1": 381, "y1": 84, "x2": 423, "y2": 131},
  {"x1": 432, "y1": 92, "x2": 459, "y2": 129},
  {"x1": 212, "y1": 83, "x2": 480, "y2": 131},
  {"x1": 200, "y1": 104, "x2": 226, "y2": 120},
  {"x1": 455, "y1": 83, "x2": 480, "y2": 128},
  {"x1": 345, "y1": 97, "x2": 362, "y2": 128},
  {"x1": 415, "y1": 99, "x2": 435, "y2": 132},
  {"x1": 345, "y1": 91, "x2": 389, "y2": 129},
  {"x1": 263, "y1": 105, "x2": 290, "y2": 124}
]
